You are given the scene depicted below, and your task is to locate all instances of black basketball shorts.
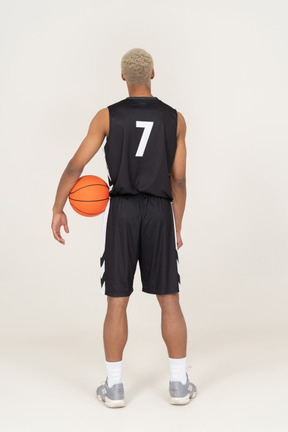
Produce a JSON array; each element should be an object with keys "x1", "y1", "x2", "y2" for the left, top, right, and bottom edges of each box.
[{"x1": 99, "y1": 192, "x2": 181, "y2": 297}]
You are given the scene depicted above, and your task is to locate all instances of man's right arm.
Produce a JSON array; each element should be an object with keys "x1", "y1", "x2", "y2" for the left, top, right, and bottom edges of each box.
[{"x1": 170, "y1": 111, "x2": 187, "y2": 247}]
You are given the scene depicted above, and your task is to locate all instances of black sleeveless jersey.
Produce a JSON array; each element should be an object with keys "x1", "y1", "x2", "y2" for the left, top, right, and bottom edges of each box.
[{"x1": 102, "y1": 96, "x2": 178, "y2": 202}]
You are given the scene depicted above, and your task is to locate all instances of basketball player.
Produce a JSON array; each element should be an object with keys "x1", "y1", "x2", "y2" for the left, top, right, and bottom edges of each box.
[{"x1": 51, "y1": 48, "x2": 197, "y2": 407}]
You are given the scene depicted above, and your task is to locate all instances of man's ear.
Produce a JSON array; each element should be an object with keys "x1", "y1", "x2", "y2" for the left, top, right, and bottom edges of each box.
[{"x1": 121, "y1": 72, "x2": 126, "y2": 81}]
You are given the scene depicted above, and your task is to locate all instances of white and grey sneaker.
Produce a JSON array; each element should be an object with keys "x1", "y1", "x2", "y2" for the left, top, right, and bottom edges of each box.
[
  {"x1": 96, "y1": 377, "x2": 125, "y2": 408},
  {"x1": 169, "y1": 373, "x2": 197, "y2": 405}
]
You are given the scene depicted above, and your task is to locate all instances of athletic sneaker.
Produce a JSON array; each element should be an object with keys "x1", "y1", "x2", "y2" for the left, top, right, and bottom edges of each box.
[
  {"x1": 169, "y1": 372, "x2": 197, "y2": 405},
  {"x1": 96, "y1": 377, "x2": 125, "y2": 408}
]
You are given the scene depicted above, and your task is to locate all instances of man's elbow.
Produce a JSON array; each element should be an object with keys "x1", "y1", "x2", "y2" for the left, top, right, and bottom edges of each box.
[
  {"x1": 65, "y1": 160, "x2": 84, "y2": 176},
  {"x1": 170, "y1": 175, "x2": 186, "y2": 186}
]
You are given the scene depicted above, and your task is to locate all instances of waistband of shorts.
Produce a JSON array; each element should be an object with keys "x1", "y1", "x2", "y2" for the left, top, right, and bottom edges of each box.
[{"x1": 110, "y1": 192, "x2": 170, "y2": 200}]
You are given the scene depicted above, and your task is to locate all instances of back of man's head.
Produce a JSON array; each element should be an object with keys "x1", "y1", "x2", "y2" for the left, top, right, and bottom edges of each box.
[{"x1": 121, "y1": 48, "x2": 154, "y2": 88}]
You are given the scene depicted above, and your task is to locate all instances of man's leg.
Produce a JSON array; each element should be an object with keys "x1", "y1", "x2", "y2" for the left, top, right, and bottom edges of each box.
[
  {"x1": 103, "y1": 296, "x2": 130, "y2": 362},
  {"x1": 96, "y1": 296, "x2": 129, "y2": 407},
  {"x1": 156, "y1": 292, "x2": 187, "y2": 358}
]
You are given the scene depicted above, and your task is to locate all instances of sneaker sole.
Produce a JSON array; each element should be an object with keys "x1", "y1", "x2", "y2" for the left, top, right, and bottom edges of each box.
[
  {"x1": 170, "y1": 390, "x2": 197, "y2": 405},
  {"x1": 96, "y1": 394, "x2": 125, "y2": 408}
]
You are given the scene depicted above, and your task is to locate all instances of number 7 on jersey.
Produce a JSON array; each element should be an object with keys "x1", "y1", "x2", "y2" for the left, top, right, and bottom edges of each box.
[{"x1": 135, "y1": 121, "x2": 154, "y2": 157}]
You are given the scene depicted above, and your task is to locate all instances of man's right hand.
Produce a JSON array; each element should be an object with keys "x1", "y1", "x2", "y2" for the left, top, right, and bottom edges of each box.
[{"x1": 51, "y1": 210, "x2": 69, "y2": 245}]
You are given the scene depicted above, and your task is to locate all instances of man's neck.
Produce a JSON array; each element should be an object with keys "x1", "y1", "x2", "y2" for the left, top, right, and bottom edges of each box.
[{"x1": 127, "y1": 85, "x2": 153, "y2": 98}]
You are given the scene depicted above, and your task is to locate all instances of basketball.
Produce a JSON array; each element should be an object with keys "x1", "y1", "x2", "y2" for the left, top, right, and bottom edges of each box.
[{"x1": 69, "y1": 175, "x2": 109, "y2": 217}]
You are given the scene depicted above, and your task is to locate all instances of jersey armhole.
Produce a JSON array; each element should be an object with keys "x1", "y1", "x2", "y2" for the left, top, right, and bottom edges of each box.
[
  {"x1": 175, "y1": 109, "x2": 178, "y2": 141},
  {"x1": 103, "y1": 106, "x2": 111, "y2": 152}
]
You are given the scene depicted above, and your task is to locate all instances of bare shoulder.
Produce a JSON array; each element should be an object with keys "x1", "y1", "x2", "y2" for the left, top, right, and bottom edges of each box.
[
  {"x1": 88, "y1": 107, "x2": 109, "y2": 137},
  {"x1": 176, "y1": 111, "x2": 187, "y2": 137}
]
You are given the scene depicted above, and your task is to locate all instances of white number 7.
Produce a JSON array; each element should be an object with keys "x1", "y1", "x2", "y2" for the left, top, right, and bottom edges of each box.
[{"x1": 135, "y1": 121, "x2": 154, "y2": 157}]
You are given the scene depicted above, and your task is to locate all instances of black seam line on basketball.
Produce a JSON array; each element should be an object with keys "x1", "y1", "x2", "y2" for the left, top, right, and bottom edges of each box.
[
  {"x1": 69, "y1": 184, "x2": 109, "y2": 195},
  {"x1": 70, "y1": 202, "x2": 104, "y2": 216},
  {"x1": 69, "y1": 197, "x2": 109, "y2": 203}
]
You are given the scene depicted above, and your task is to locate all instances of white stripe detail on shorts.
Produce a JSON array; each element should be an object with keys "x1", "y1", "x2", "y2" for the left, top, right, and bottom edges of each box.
[
  {"x1": 104, "y1": 158, "x2": 114, "y2": 193},
  {"x1": 100, "y1": 198, "x2": 111, "y2": 295},
  {"x1": 170, "y1": 202, "x2": 181, "y2": 292}
]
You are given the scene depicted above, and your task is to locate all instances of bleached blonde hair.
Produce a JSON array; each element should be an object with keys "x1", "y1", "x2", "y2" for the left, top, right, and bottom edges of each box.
[{"x1": 121, "y1": 48, "x2": 154, "y2": 87}]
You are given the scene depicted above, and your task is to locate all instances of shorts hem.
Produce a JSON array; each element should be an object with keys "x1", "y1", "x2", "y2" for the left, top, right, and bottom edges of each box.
[
  {"x1": 104, "y1": 290, "x2": 133, "y2": 297},
  {"x1": 142, "y1": 289, "x2": 180, "y2": 295}
]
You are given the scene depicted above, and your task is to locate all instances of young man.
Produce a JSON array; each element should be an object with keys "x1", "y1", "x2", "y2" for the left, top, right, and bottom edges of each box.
[{"x1": 51, "y1": 48, "x2": 197, "y2": 407}]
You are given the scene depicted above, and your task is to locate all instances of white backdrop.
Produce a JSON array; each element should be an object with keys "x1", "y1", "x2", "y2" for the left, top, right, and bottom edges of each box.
[{"x1": 0, "y1": 0, "x2": 287, "y2": 431}]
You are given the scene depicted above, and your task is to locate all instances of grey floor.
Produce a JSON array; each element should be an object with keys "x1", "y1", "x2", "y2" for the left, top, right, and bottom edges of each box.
[{"x1": 1, "y1": 322, "x2": 287, "y2": 432}]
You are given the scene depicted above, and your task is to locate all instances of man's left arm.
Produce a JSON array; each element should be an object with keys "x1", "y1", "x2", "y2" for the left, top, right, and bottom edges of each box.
[{"x1": 51, "y1": 108, "x2": 108, "y2": 244}]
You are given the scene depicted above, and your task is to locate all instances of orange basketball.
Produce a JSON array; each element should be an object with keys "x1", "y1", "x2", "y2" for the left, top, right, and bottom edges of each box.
[{"x1": 69, "y1": 175, "x2": 109, "y2": 217}]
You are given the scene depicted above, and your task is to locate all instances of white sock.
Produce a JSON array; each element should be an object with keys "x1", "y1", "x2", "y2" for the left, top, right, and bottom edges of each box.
[
  {"x1": 169, "y1": 357, "x2": 187, "y2": 385},
  {"x1": 105, "y1": 360, "x2": 123, "y2": 388}
]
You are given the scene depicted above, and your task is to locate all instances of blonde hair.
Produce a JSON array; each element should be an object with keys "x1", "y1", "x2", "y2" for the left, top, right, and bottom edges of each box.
[{"x1": 121, "y1": 48, "x2": 154, "y2": 87}]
